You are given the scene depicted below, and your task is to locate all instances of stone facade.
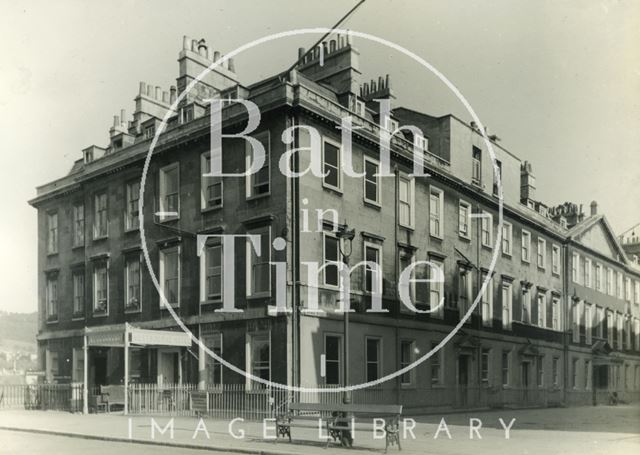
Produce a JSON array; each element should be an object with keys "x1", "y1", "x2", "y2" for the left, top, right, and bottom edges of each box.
[{"x1": 30, "y1": 34, "x2": 640, "y2": 410}]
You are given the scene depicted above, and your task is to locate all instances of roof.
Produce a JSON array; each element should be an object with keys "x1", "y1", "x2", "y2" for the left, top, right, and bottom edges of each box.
[{"x1": 567, "y1": 214, "x2": 634, "y2": 269}]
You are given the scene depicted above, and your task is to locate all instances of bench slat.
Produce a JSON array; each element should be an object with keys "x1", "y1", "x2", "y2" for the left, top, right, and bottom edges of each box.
[{"x1": 288, "y1": 403, "x2": 402, "y2": 415}]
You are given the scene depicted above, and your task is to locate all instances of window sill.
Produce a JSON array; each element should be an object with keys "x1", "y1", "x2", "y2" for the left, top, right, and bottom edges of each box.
[
  {"x1": 160, "y1": 303, "x2": 180, "y2": 309},
  {"x1": 72, "y1": 244, "x2": 85, "y2": 250},
  {"x1": 46, "y1": 252, "x2": 59, "y2": 257},
  {"x1": 430, "y1": 234, "x2": 443, "y2": 241},
  {"x1": 522, "y1": 259, "x2": 531, "y2": 265},
  {"x1": 46, "y1": 318, "x2": 58, "y2": 324},
  {"x1": 322, "y1": 184, "x2": 343, "y2": 195},
  {"x1": 71, "y1": 315, "x2": 85, "y2": 321},
  {"x1": 363, "y1": 199, "x2": 382, "y2": 209},
  {"x1": 157, "y1": 217, "x2": 180, "y2": 224},
  {"x1": 201, "y1": 205, "x2": 223, "y2": 214},
  {"x1": 92, "y1": 312, "x2": 108, "y2": 318},
  {"x1": 93, "y1": 235, "x2": 109, "y2": 242},
  {"x1": 124, "y1": 227, "x2": 140, "y2": 234},
  {"x1": 502, "y1": 251, "x2": 512, "y2": 258},
  {"x1": 124, "y1": 307, "x2": 142, "y2": 314},
  {"x1": 398, "y1": 224, "x2": 415, "y2": 231},
  {"x1": 458, "y1": 234, "x2": 471, "y2": 241},
  {"x1": 246, "y1": 192, "x2": 271, "y2": 202},
  {"x1": 246, "y1": 293, "x2": 271, "y2": 300},
  {"x1": 481, "y1": 243, "x2": 493, "y2": 250},
  {"x1": 201, "y1": 299, "x2": 222, "y2": 305}
]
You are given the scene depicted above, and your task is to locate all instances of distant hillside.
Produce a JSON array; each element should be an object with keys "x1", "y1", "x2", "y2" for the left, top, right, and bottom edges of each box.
[{"x1": 0, "y1": 311, "x2": 37, "y2": 349}]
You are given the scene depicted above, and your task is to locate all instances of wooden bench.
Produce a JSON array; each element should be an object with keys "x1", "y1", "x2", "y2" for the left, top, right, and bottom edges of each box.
[
  {"x1": 100, "y1": 385, "x2": 125, "y2": 412},
  {"x1": 277, "y1": 402, "x2": 402, "y2": 452}
]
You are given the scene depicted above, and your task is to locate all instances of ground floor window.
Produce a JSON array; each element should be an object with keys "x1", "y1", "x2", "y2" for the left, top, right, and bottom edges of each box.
[
  {"x1": 501, "y1": 351, "x2": 510, "y2": 386},
  {"x1": 366, "y1": 337, "x2": 381, "y2": 382},
  {"x1": 400, "y1": 340, "x2": 415, "y2": 386},
  {"x1": 46, "y1": 350, "x2": 59, "y2": 383},
  {"x1": 431, "y1": 342, "x2": 443, "y2": 385},
  {"x1": 324, "y1": 334, "x2": 342, "y2": 385},
  {"x1": 248, "y1": 332, "x2": 270, "y2": 386},
  {"x1": 481, "y1": 349, "x2": 490, "y2": 385},
  {"x1": 204, "y1": 332, "x2": 223, "y2": 386},
  {"x1": 552, "y1": 357, "x2": 560, "y2": 387},
  {"x1": 537, "y1": 355, "x2": 544, "y2": 387},
  {"x1": 72, "y1": 348, "x2": 84, "y2": 382}
]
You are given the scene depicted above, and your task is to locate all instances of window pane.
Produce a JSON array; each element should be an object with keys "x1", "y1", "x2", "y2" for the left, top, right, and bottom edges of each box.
[{"x1": 324, "y1": 236, "x2": 339, "y2": 286}]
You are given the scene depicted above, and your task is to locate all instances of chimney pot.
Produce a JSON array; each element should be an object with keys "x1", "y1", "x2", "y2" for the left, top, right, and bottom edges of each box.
[
  {"x1": 227, "y1": 58, "x2": 235, "y2": 72},
  {"x1": 329, "y1": 39, "x2": 336, "y2": 52},
  {"x1": 146, "y1": 85, "x2": 153, "y2": 97},
  {"x1": 113, "y1": 115, "x2": 119, "y2": 127},
  {"x1": 298, "y1": 47, "x2": 305, "y2": 59},
  {"x1": 182, "y1": 35, "x2": 191, "y2": 50},
  {"x1": 198, "y1": 39, "x2": 207, "y2": 57},
  {"x1": 213, "y1": 51, "x2": 220, "y2": 62},
  {"x1": 120, "y1": 109, "x2": 126, "y2": 124},
  {"x1": 155, "y1": 86, "x2": 161, "y2": 99},
  {"x1": 162, "y1": 91, "x2": 168, "y2": 103},
  {"x1": 590, "y1": 200, "x2": 598, "y2": 216},
  {"x1": 139, "y1": 81, "x2": 146, "y2": 95},
  {"x1": 170, "y1": 86, "x2": 177, "y2": 103}
]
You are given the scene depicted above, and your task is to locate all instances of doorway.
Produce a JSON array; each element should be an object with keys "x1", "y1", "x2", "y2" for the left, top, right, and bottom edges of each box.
[
  {"x1": 157, "y1": 350, "x2": 180, "y2": 385},
  {"x1": 521, "y1": 362, "x2": 530, "y2": 403},
  {"x1": 457, "y1": 355, "x2": 470, "y2": 407},
  {"x1": 92, "y1": 352, "x2": 108, "y2": 386}
]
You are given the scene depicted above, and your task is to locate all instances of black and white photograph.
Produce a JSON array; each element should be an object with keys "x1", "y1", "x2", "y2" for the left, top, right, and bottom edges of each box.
[{"x1": 0, "y1": 1, "x2": 638, "y2": 454}]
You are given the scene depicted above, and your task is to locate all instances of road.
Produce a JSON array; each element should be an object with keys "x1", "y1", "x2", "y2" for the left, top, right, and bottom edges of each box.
[{"x1": 1, "y1": 430, "x2": 212, "y2": 455}]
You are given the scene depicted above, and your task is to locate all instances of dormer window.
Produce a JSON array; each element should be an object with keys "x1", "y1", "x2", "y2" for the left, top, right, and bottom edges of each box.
[
  {"x1": 414, "y1": 135, "x2": 429, "y2": 154},
  {"x1": 384, "y1": 116, "x2": 399, "y2": 132},
  {"x1": 112, "y1": 138, "x2": 123, "y2": 150},
  {"x1": 144, "y1": 125, "x2": 156, "y2": 140},
  {"x1": 354, "y1": 99, "x2": 366, "y2": 117},
  {"x1": 181, "y1": 106, "x2": 194, "y2": 124},
  {"x1": 84, "y1": 150, "x2": 93, "y2": 164},
  {"x1": 221, "y1": 88, "x2": 238, "y2": 107}
]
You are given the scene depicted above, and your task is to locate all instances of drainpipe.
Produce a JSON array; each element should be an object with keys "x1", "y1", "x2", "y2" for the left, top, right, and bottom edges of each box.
[
  {"x1": 291, "y1": 111, "x2": 300, "y2": 394},
  {"x1": 476, "y1": 204, "x2": 482, "y2": 401},
  {"x1": 394, "y1": 164, "x2": 400, "y2": 406},
  {"x1": 562, "y1": 242, "x2": 570, "y2": 405}
]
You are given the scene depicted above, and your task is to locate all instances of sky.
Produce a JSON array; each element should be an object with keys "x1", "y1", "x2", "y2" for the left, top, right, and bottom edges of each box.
[{"x1": 0, "y1": 0, "x2": 638, "y2": 313}]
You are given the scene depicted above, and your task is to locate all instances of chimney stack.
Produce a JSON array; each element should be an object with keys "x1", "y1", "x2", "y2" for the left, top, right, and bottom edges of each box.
[
  {"x1": 590, "y1": 200, "x2": 598, "y2": 216},
  {"x1": 520, "y1": 161, "x2": 536, "y2": 203}
]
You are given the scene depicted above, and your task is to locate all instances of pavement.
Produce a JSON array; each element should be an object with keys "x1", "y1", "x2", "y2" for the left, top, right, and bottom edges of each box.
[{"x1": 0, "y1": 405, "x2": 639, "y2": 455}]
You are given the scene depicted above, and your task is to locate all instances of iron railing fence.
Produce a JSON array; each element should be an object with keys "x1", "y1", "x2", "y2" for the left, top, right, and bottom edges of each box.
[{"x1": 1, "y1": 383, "x2": 638, "y2": 417}]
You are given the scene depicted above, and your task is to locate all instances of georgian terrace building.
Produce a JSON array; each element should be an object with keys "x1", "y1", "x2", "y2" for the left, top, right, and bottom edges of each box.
[{"x1": 30, "y1": 34, "x2": 640, "y2": 411}]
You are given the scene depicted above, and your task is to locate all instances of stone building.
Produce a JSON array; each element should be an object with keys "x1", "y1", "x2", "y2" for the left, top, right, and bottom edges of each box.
[{"x1": 29, "y1": 34, "x2": 640, "y2": 411}]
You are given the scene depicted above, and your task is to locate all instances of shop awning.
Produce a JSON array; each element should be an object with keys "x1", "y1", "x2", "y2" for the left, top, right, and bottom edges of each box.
[
  {"x1": 85, "y1": 323, "x2": 191, "y2": 348},
  {"x1": 82, "y1": 323, "x2": 191, "y2": 416}
]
